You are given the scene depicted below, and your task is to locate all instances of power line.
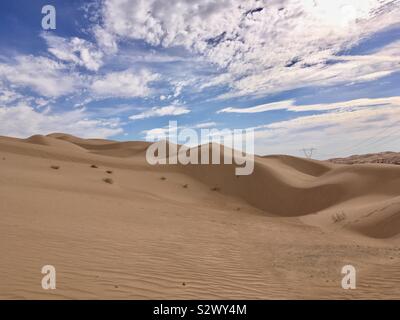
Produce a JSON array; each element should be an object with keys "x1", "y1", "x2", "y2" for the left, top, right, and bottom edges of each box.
[{"x1": 316, "y1": 120, "x2": 400, "y2": 159}]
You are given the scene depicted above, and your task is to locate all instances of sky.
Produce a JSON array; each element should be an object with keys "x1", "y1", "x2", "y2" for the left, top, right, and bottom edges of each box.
[{"x1": 0, "y1": 0, "x2": 399, "y2": 159}]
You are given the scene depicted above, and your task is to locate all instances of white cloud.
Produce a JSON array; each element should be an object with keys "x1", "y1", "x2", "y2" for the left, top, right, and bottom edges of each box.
[
  {"x1": 0, "y1": 88, "x2": 23, "y2": 105},
  {"x1": 129, "y1": 103, "x2": 190, "y2": 120},
  {"x1": 97, "y1": 0, "x2": 400, "y2": 97},
  {"x1": 0, "y1": 56, "x2": 81, "y2": 97},
  {"x1": 0, "y1": 104, "x2": 123, "y2": 138},
  {"x1": 194, "y1": 121, "x2": 217, "y2": 128},
  {"x1": 218, "y1": 96, "x2": 400, "y2": 113},
  {"x1": 220, "y1": 40, "x2": 400, "y2": 99},
  {"x1": 142, "y1": 126, "x2": 178, "y2": 139},
  {"x1": 218, "y1": 100, "x2": 295, "y2": 113},
  {"x1": 93, "y1": 26, "x2": 118, "y2": 54},
  {"x1": 91, "y1": 69, "x2": 159, "y2": 98},
  {"x1": 42, "y1": 33, "x2": 104, "y2": 71},
  {"x1": 292, "y1": 97, "x2": 400, "y2": 112}
]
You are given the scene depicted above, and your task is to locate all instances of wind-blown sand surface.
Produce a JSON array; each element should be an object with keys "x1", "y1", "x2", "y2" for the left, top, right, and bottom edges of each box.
[{"x1": 0, "y1": 134, "x2": 399, "y2": 299}]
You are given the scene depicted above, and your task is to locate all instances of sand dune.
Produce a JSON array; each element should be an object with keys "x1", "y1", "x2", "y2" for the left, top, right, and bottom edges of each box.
[
  {"x1": 48, "y1": 133, "x2": 151, "y2": 157},
  {"x1": 24, "y1": 135, "x2": 89, "y2": 153},
  {"x1": 0, "y1": 134, "x2": 399, "y2": 299}
]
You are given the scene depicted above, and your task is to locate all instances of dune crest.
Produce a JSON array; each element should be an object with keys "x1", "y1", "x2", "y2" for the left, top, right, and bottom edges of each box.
[{"x1": 24, "y1": 135, "x2": 88, "y2": 152}]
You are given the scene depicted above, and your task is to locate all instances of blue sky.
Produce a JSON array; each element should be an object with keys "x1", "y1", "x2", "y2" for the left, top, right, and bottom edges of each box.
[{"x1": 0, "y1": 0, "x2": 399, "y2": 158}]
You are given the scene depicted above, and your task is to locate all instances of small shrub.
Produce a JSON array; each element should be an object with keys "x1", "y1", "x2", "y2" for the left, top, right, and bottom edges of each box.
[
  {"x1": 211, "y1": 186, "x2": 220, "y2": 192},
  {"x1": 91, "y1": 164, "x2": 98, "y2": 168},
  {"x1": 182, "y1": 184, "x2": 188, "y2": 188},
  {"x1": 160, "y1": 176, "x2": 167, "y2": 181},
  {"x1": 332, "y1": 212, "x2": 346, "y2": 223},
  {"x1": 106, "y1": 170, "x2": 113, "y2": 174},
  {"x1": 50, "y1": 165, "x2": 60, "y2": 170},
  {"x1": 103, "y1": 178, "x2": 114, "y2": 184}
]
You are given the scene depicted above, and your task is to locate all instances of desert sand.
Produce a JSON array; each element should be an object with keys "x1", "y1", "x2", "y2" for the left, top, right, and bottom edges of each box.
[{"x1": 0, "y1": 133, "x2": 399, "y2": 299}]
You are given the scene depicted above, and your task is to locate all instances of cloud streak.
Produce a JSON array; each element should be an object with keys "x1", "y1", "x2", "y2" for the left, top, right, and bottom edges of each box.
[
  {"x1": 91, "y1": 69, "x2": 159, "y2": 99},
  {"x1": 218, "y1": 96, "x2": 400, "y2": 113},
  {"x1": 42, "y1": 33, "x2": 104, "y2": 72},
  {"x1": 129, "y1": 104, "x2": 190, "y2": 120}
]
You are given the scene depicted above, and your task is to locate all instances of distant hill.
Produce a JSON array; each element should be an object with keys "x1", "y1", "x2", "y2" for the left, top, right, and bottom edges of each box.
[{"x1": 329, "y1": 151, "x2": 400, "y2": 165}]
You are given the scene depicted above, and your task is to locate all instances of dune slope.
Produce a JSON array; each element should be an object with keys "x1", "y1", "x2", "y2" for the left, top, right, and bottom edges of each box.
[{"x1": 0, "y1": 134, "x2": 399, "y2": 299}]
